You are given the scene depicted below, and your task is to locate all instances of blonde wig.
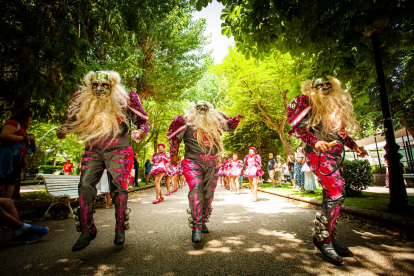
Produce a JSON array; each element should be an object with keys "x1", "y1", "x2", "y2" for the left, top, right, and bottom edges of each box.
[
  {"x1": 186, "y1": 102, "x2": 228, "y2": 156},
  {"x1": 302, "y1": 76, "x2": 358, "y2": 135},
  {"x1": 65, "y1": 71, "x2": 129, "y2": 145}
]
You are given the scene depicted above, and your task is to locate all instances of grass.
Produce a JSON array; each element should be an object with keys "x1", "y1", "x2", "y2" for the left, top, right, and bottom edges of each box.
[
  {"x1": 19, "y1": 189, "x2": 51, "y2": 201},
  {"x1": 21, "y1": 179, "x2": 43, "y2": 184},
  {"x1": 258, "y1": 182, "x2": 324, "y2": 201},
  {"x1": 258, "y1": 182, "x2": 414, "y2": 214}
]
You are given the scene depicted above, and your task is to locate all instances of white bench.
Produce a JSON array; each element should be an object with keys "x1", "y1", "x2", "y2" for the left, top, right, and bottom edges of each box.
[
  {"x1": 39, "y1": 174, "x2": 102, "y2": 218},
  {"x1": 403, "y1": 174, "x2": 414, "y2": 179}
]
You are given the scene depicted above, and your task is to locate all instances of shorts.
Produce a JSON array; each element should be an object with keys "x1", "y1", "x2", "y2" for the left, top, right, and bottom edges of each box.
[
  {"x1": 274, "y1": 170, "x2": 282, "y2": 178},
  {"x1": 289, "y1": 171, "x2": 295, "y2": 180},
  {"x1": 268, "y1": 170, "x2": 275, "y2": 178},
  {"x1": 239, "y1": 175, "x2": 243, "y2": 183}
]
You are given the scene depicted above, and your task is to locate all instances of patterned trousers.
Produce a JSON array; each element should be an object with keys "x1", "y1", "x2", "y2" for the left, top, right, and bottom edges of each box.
[
  {"x1": 181, "y1": 158, "x2": 217, "y2": 228},
  {"x1": 78, "y1": 141, "x2": 133, "y2": 230}
]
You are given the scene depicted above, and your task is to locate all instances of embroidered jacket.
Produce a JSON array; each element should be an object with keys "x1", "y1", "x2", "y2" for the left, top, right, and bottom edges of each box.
[
  {"x1": 286, "y1": 94, "x2": 357, "y2": 152},
  {"x1": 167, "y1": 114, "x2": 240, "y2": 167}
]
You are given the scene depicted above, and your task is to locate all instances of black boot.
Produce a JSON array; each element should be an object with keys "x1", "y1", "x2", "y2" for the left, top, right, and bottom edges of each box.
[
  {"x1": 113, "y1": 194, "x2": 130, "y2": 246},
  {"x1": 114, "y1": 230, "x2": 125, "y2": 245},
  {"x1": 72, "y1": 202, "x2": 96, "y2": 252},
  {"x1": 72, "y1": 224, "x2": 97, "y2": 251},
  {"x1": 315, "y1": 239, "x2": 343, "y2": 264},
  {"x1": 202, "y1": 223, "x2": 209, "y2": 233},
  {"x1": 333, "y1": 240, "x2": 353, "y2": 257},
  {"x1": 192, "y1": 227, "x2": 202, "y2": 243}
]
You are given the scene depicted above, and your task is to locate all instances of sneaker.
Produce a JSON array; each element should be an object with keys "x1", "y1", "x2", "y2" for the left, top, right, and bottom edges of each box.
[
  {"x1": 11, "y1": 232, "x2": 40, "y2": 244},
  {"x1": 28, "y1": 225, "x2": 49, "y2": 237}
]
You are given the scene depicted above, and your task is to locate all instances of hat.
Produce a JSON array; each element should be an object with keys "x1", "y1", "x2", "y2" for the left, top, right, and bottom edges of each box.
[
  {"x1": 157, "y1": 143, "x2": 166, "y2": 149},
  {"x1": 232, "y1": 153, "x2": 239, "y2": 158},
  {"x1": 249, "y1": 147, "x2": 257, "y2": 154}
]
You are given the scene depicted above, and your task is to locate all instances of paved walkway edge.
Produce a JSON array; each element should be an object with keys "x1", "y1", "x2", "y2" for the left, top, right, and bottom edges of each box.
[{"x1": 257, "y1": 188, "x2": 414, "y2": 230}]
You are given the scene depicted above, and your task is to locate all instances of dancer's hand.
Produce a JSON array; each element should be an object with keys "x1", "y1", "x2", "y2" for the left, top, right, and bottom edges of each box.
[
  {"x1": 315, "y1": 141, "x2": 330, "y2": 152},
  {"x1": 171, "y1": 155, "x2": 179, "y2": 165},
  {"x1": 353, "y1": 146, "x2": 367, "y2": 157},
  {"x1": 234, "y1": 113, "x2": 244, "y2": 121},
  {"x1": 131, "y1": 129, "x2": 145, "y2": 143},
  {"x1": 56, "y1": 127, "x2": 67, "y2": 139}
]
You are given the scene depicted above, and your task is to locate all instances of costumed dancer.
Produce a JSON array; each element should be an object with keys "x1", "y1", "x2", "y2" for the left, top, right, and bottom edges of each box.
[
  {"x1": 224, "y1": 156, "x2": 231, "y2": 190},
  {"x1": 167, "y1": 101, "x2": 243, "y2": 243},
  {"x1": 150, "y1": 144, "x2": 170, "y2": 203},
  {"x1": 58, "y1": 71, "x2": 150, "y2": 251},
  {"x1": 217, "y1": 157, "x2": 226, "y2": 187},
  {"x1": 244, "y1": 147, "x2": 264, "y2": 202},
  {"x1": 168, "y1": 162, "x2": 179, "y2": 193},
  {"x1": 286, "y1": 76, "x2": 367, "y2": 264},
  {"x1": 228, "y1": 153, "x2": 243, "y2": 195}
]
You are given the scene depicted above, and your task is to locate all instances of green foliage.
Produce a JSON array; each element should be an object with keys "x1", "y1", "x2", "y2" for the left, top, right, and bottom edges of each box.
[
  {"x1": 371, "y1": 165, "x2": 386, "y2": 174},
  {"x1": 192, "y1": 0, "x2": 414, "y2": 138},
  {"x1": 41, "y1": 165, "x2": 64, "y2": 174},
  {"x1": 343, "y1": 159, "x2": 372, "y2": 198},
  {"x1": 212, "y1": 48, "x2": 314, "y2": 154}
]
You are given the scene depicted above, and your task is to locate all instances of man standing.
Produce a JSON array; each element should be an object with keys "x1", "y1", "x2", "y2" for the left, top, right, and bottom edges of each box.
[
  {"x1": 63, "y1": 159, "x2": 74, "y2": 175},
  {"x1": 286, "y1": 153, "x2": 296, "y2": 187},
  {"x1": 57, "y1": 71, "x2": 150, "y2": 251},
  {"x1": 267, "y1": 153, "x2": 276, "y2": 187},
  {"x1": 133, "y1": 153, "x2": 139, "y2": 186},
  {"x1": 167, "y1": 101, "x2": 243, "y2": 243}
]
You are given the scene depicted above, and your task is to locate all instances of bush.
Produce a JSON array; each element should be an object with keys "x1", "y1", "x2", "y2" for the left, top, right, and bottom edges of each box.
[
  {"x1": 370, "y1": 165, "x2": 386, "y2": 174},
  {"x1": 343, "y1": 159, "x2": 372, "y2": 197},
  {"x1": 40, "y1": 165, "x2": 63, "y2": 174}
]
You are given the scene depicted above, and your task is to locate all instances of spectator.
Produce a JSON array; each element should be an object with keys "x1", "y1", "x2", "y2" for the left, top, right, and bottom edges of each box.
[
  {"x1": 303, "y1": 154, "x2": 317, "y2": 193},
  {"x1": 0, "y1": 197, "x2": 49, "y2": 243},
  {"x1": 267, "y1": 153, "x2": 276, "y2": 187},
  {"x1": 97, "y1": 170, "x2": 113, "y2": 208},
  {"x1": 0, "y1": 109, "x2": 36, "y2": 198},
  {"x1": 274, "y1": 155, "x2": 283, "y2": 188},
  {"x1": 133, "y1": 153, "x2": 139, "y2": 186},
  {"x1": 52, "y1": 169, "x2": 60, "y2": 175},
  {"x1": 286, "y1": 153, "x2": 296, "y2": 187},
  {"x1": 63, "y1": 159, "x2": 74, "y2": 175},
  {"x1": 144, "y1": 159, "x2": 152, "y2": 185},
  {"x1": 295, "y1": 147, "x2": 305, "y2": 192}
]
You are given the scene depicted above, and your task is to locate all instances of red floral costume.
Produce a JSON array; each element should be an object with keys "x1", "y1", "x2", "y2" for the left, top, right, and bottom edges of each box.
[{"x1": 150, "y1": 152, "x2": 170, "y2": 176}]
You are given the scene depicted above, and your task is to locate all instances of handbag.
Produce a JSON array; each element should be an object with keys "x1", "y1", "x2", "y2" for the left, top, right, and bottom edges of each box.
[{"x1": 301, "y1": 162, "x2": 311, "y2": 173}]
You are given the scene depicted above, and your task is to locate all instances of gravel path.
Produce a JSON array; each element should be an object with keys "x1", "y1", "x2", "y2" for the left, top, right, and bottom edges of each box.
[{"x1": 1, "y1": 185, "x2": 414, "y2": 275}]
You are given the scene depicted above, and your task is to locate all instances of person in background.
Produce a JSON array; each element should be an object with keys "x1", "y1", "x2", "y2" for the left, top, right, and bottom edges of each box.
[
  {"x1": 286, "y1": 153, "x2": 296, "y2": 188},
  {"x1": 295, "y1": 147, "x2": 305, "y2": 192},
  {"x1": 0, "y1": 109, "x2": 36, "y2": 198},
  {"x1": 63, "y1": 159, "x2": 74, "y2": 175},
  {"x1": 267, "y1": 153, "x2": 276, "y2": 187},
  {"x1": 53, "y1": 169, "x2": 60, "y2": 175},
  {"x1": 133, "y1": 153, "x2": 139, "y2": 187},
  {"x1": 0, "y1": 197, "x2": 49, "y2": 243},
  {"x1": 274, "y1": 155, "x2": 283, "y2": 188},
  {"x1": 144, "y1": 159, "x2": 152, "y2": 185},
  {"x1": 244, "y1": 147, "x2": 264, "y2": 202}
]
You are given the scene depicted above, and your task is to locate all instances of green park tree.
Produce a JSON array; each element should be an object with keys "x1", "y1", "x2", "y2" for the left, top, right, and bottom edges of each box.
[{"x1": 212, "y1": 48, "x2": 313, "y2": 154}]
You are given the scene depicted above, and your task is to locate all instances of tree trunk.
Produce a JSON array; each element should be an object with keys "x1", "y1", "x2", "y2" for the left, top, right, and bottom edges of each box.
[
  {"x1": 153, "y1": 130, "x2": 159, "y2": 153},
  {"x1": 256, "y1": 102, "x2": 293, "y2": 155},
  {"x1": 399, "y1": 114, "x2": 414, "y2": 138}
]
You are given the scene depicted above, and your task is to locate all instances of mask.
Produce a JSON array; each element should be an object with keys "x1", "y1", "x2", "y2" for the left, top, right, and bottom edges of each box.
[
  {"x1": 313, "y1": 78, "x2": 332, "y2": 96},
  {"x1": 92, "y1": 71, "x2": 111, "y2": 98},
  {"x1": 196, "y1": 100, "x2": 209, "y2": 114}
]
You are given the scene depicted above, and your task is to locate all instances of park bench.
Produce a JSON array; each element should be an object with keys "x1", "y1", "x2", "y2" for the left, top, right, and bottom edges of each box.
[{"x1": 39, "y1": 174, "x2": 102, "y2": 218}]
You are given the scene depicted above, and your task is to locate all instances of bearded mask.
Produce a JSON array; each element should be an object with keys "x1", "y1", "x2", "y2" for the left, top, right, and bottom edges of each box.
[
  {"x1": 313, "y1": 77, "x2": 333, "y2": 96},
  {"x1": 92, "y1": 71, "x2": 111, "y2": 98},
  {"x1": 196, "y1": 100, "x2": 209, "y2": 114}
]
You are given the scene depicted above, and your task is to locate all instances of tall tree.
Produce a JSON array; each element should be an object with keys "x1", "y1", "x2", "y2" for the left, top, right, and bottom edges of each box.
[{"x1": 212, "y1": 48, "x2": 313, "y2": 154}]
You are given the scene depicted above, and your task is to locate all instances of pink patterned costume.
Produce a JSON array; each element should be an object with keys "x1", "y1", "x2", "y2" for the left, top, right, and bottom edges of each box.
[
  {"x1": 243, "y1": 155, "x2": 264, "y2": 177},
  {"x1": 167, "y1": 114, "x2": 240, "y2": 233},
  {"x1": 217, "y1": 161, "x2": 226, "y2": 177},
  {"x1": 67, "y1": 90, "x2": 150, "y2": 249},
  {"x1": 228, "y1": 160, "x2": 244, "y2": 177},
  {"x1": 150, "y1": 152, "x2": 170, "y2": 176},
  {"x1": 287, "y1": 94, "x2": 358, "y2": 257}
]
